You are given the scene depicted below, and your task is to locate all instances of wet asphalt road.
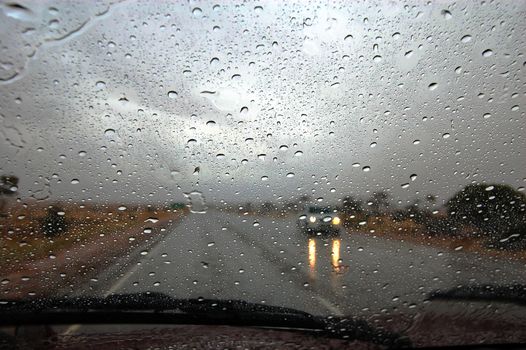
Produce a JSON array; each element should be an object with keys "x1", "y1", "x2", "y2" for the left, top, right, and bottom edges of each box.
[{"x1": 88, "y1": 209, "x2": 526, "y2": 317}]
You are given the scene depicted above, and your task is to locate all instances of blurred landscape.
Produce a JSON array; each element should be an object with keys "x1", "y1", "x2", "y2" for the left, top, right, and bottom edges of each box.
[{"x1": 1, "y1": 172, "x2": 526, "y2": 299}]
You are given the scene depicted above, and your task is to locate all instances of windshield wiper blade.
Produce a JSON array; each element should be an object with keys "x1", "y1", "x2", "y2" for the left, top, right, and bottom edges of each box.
[
  {"x1": 0, "y1": 292, "x2": 411, "y2": 348},
  {"x1": 429, "y1": 283, "x2": 526, "y2": 306}
]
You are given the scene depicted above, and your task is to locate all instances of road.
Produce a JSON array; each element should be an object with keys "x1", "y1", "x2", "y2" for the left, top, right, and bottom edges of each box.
[{"x1": 86, "y1": 209, "x2": 526, "y2": 317}]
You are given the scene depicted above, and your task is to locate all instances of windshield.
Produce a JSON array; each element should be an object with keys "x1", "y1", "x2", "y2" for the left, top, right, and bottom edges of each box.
[{"x1": 1, "y1": 0, "x2": 526, "y2": 347}]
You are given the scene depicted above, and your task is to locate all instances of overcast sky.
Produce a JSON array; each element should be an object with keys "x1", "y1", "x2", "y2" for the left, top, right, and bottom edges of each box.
[{"x1": 1, "y1": 0, "x2": 525, "y2": 209}]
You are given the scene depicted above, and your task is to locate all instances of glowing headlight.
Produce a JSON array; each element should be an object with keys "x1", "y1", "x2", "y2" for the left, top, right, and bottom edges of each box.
[
  {"x1": 332, "y1": 217, "x2": 341, "y2": 225},
  {"x1": 309, "y1": 216, "x2": 317, "y2": 223}
]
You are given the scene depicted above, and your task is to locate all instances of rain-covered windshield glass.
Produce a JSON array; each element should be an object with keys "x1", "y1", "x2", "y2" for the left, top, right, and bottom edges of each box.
[{"x1": 1, "y1": 0, "x2": 526, "y2": 347}]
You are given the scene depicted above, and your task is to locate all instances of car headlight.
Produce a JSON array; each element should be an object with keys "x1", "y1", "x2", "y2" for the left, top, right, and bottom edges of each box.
[
  {"x1": 332, "y1": 217, "x2": 341, "y2": 225},
  {"x1": 309, "y1": 216, "x2": 316, "y2": 223}
]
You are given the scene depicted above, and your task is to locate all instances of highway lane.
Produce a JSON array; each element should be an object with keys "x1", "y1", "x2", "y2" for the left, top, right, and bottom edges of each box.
[{"x1": 88, "y1": 209, "x2": 526, "y2": 317}]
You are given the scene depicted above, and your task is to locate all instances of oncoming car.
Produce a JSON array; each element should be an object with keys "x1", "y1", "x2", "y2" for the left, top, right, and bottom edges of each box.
[{"x1": 298, "y1": 206, "x2": 341, "y2": 236}]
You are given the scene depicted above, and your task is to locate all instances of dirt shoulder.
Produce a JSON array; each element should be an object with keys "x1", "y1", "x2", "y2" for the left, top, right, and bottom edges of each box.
[{"x1": 0, "y1": 211, "x2": 187, "y2": 299}]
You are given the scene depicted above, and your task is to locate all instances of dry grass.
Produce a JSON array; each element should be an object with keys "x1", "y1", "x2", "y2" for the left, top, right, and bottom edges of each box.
[
  {"x1": 347, "y1": 215, "x2": 526, "y2": 262},
  {"x1": 0, "y1": 203, "x2": 186, "y2": 272}
]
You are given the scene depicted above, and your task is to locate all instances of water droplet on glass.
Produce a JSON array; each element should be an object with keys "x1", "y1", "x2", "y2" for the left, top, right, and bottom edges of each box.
[
  {"x1": 442, "y1": 133, "x2": 450, "y2": 139},
  {"x1": 410, "y1": 174, "x2": 417, "y2": 181},
  {"x1": 482, "y1": 49, "x2": 493, "y2": 57},
  {"x1": 441, "y1": 9, "x2": 452, "y2": 19},
  {"x1": 294, "y1": 151, "x2": 303, "y2": 157},
  {"x1": 286, "y1": 172, "x2": 295, "y2": 178},
  {"x1": 428, "y1": 83, "x2": 438, "y2": 91},
  {"x1": 461, "y1": 35, "x2": 472, "y2": 43},
  {"x1": 483, "y1": 113, "x2": 491, "y2": 119},
  {"x1": 168, "y1": 91, "x2": 178, "y2": 98},
  {"x1": 373, "y1": 55, "x2": 382, "y2": 63},
  {"x1": 104, "y1": 129, "x2": 115, "y2": 137},
  {"x1": 71, "y1": 179, "x2": 79, "y2": 184},
  {"x1": 362, "y1": 166, "x2": 371, "y2": 172},
  {"x1": 192, "y1": 7, "x2": 202, "y2": 16}
]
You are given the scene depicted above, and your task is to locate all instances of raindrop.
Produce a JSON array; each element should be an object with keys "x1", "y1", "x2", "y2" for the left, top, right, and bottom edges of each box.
[
  {"x1": 410, "y1": 174, "x2": 417, "y2": 181},
  {"x1": 192, "y1": 7, "x2": 202, "y2": 16},
  {"x1": 143, "y1": 228, "x2": 152, "y2": 234},
  {"x1": 362, "y1": 166, "x2": 371, "y2": 172},
  {"x1": 441, "y1": 9, "x2": 452, "y2": 19},
  {"x1": 461, "y1": 35, "x2": 472, "y2": 43},
  {"x1": 404, "y1": 50, "x2": 414, "y2": 58},
  {"x1": 413, "y1": 140, "x2": 421, "y2": 145},
  {"x1": 206, "y1": 120, "x2": 216, "y2": 126},
  {"x1": 95, "y1": 81, "x2": 106, "y2": 89},
  {"x1": 294, "y1": 151, "x2": 303, "y2": 157},
  {"x1": 253, "y1": 221, "x2": 260, "y2": 227},
  {"x1": 118, "y1": 206, "x2": 127, "y2": 211},
  {"x1": 482, "y1": 49, "x2": 493, "y2": 57},
  {"x1": 279, "y1": 145, "x2": 288, "y2": 151},
  {"x1": 168, "y1": 91, "x2": 178, "y2": 98},
  {"x1": 286, "y1": 172, "x2": 295, "y2": 178},
  {"x1": 104, "y1": 129, "x2": 115, "y2": 137},
  {"x1": 401, "y1": 183, "x2": 410, "y2": 189},
  {"x1": 352, "y1": 163, "x2": 360, "y2": 168},
  {"x1": 370, "y1": 142, "x2": 377, "y2": 148},
  {"x1": 207, "y1": 242, "x2": 215, "y2": 247},
  {"x1": 71, "y1": 179, "x2": 79, "y2": 184},
  {"x1": 216, "y1": 153, "x2": 225, "y2": 159},
  {"x1": 485, "y1": 186, "x2": 495, "y2": 191},
  {"x1": 373, "y1": 55, "x2": 382, "y2": 63},
  {"x1": 428, "y1": 83, "x2": 438, "y2": 91},
  {"x1": 78, "y1": 151, "x2": 86, "y2": 157},
  {"x1": 483, "y1": 113, "x2": 491, "y2": 119},
  {"x1": 442, "y1": 133, "x2": 450, "y2": 139},
  {"x1": 261, "y1": 176, "x2": 268, "y2": 181},
  {"x1": 511, "y1": 105, "x2": 519, "y2": 111}
]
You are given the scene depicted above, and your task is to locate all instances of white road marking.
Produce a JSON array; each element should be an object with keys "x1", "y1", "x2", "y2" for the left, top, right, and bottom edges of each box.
[
  {"x1": 62, "y1": 324, "x2": 81, "y2": 335},
  {"x1": 103, "y1": 261, "x2": 141, "y2": 297},
  {"x1": 315, "y1": 296, "x2": 344, "y2": 316}
]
